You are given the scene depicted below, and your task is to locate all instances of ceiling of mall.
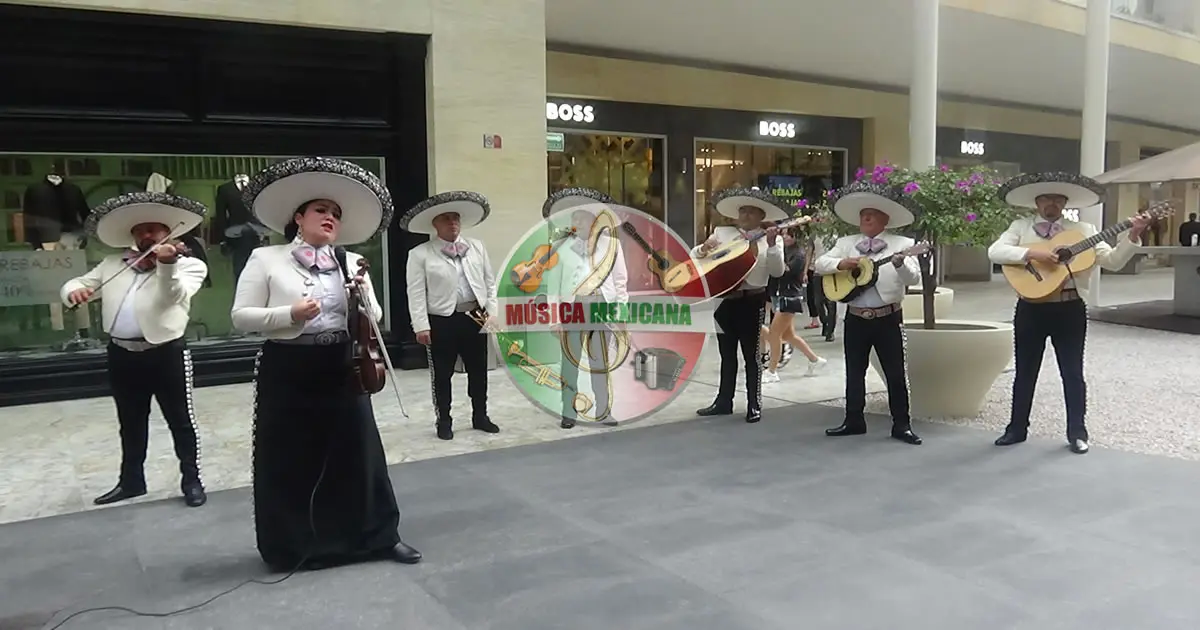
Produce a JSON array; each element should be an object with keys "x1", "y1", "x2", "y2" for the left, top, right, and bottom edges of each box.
[{"x1": 545, "y1": 0, "x2": 1200, "y2": 134}]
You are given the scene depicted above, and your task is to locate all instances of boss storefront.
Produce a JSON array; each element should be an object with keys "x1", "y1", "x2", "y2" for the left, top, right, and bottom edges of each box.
[
  {"x1": 546, "y1": 98, "x2": 863, "y2": 245},
  {"x1": 0, "y1": 5, "x2": 429, "y2": 406}
]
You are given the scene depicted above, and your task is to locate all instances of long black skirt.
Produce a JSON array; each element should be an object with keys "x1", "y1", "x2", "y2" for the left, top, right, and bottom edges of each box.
[{"x1": 251, "y1": 341, "x2": 400, "y2": 570}]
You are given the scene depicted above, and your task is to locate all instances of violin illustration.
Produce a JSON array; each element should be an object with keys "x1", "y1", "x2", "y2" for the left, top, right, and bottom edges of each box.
[{"x1": 509, "y1": 227, "x2": 577, "y2": 294}]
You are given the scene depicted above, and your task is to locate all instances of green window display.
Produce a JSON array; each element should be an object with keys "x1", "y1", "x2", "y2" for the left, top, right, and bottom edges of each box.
[{"x1": 0, "y1": 152, "x2": 389, "y2": 358}]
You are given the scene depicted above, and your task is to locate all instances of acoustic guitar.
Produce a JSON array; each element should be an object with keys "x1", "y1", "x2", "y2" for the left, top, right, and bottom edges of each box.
[
  {"x1": 1000, "y1": 202, "x2": 1173, "y2": 301},
  {"x1": 620, "y1": 222, "x2": 681, "y2": 293},
  {"x1": 822, "y1": 241, "x2": 932, "y2": 303},
  {"x1": 509, "y1": 227, "x2": 577, "y2": 294},
  {"x1": 662, "y1": 216, "x2": 814, "y2": 299}
]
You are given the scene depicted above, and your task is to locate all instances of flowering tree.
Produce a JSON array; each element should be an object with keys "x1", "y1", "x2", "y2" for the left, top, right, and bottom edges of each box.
[{"x1": 799, "y1": 162, "x2": 1019, "y2": 330}]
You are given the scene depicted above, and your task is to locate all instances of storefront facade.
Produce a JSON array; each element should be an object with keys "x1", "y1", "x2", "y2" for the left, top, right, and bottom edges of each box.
[
  {"x1": 0, "y1": 5, "x2": 431, "y2": 406},
  {"x1": 545, "y1": 97, "x2": 863, "y2": 245}
]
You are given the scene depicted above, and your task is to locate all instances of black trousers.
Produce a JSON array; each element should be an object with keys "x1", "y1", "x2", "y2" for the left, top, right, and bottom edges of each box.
[
  {"x1": 427, "y1": 312, "x2": 489, "y2": 422},
  {"x1": 560, "y1": 330, "x2": 614, "y2": 423},
  {"x1": 227, "y1": 232, "x2": 262, "y2": 281},
  {"x1": 1009, "y1": 299, "x2": 1088, "y2": 440},
  {"x1": 842, "y1": 311, "x2": 911, "y2": 428},
  {"x1": 714, "y1": 295, "x2": 766, "y2": 410},
  {"x1": 806, "y1": 270, "x2": 837, "y2": 336},
  {"x1": 106, "y1": 337, "x2": 202, "y2": 492}
]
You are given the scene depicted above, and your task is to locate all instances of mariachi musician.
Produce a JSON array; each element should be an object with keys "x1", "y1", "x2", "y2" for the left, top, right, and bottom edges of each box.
[
  {"x1": 694, "y1": 187, "x2": 787, "y2": 424},
  {"x1": 231, "y1": 157, "x2": 420, "y2": 571},
  {"x1": 59, "y1": 192, "x2": 210, "y2": 507},
  {"x1": 402, "y1": 191, "x2": 501, "y2": 441},
  {"x1": 542, "y1": 187, "x2": 628, "y2": 429},
  {"x1": 988, "y1": 172, "x2": 1149, "y2": 454},
  {"x1": 814, "y1": 180, "x2": 923, "y2": 446}
]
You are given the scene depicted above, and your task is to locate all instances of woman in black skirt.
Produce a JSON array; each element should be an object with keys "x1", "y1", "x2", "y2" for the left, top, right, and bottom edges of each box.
[
  {"x1": 763, "y1": 230, "x2": 826, "y2": 383},
  {"x1": 231, "y1": 157, "x2": 420, "y2": 571}
]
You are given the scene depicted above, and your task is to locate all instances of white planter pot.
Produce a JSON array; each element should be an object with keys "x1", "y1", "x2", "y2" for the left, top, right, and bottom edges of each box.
[
  {"x1": 871, "y1": 319, "x2": 1012, "y2": 419},
  {"x1": 901, "y1": 287, "x2": 954, "y2": 321}
]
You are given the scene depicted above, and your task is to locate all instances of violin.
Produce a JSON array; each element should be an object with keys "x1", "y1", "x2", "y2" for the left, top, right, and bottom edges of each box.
[
  {"x1": 345, "y1": 257, "x2": 387, "y2": 395},
  {"x1": 128, "y1": 240, "x2": 195, "y2": 271},
  {"x1": 509, "y1": 227, "x2": 577, "y2": 294}
]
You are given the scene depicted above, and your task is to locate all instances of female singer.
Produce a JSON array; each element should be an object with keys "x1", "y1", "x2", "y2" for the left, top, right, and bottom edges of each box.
[
  {"x1": 231, "y1": 157, "x2": 420, "y2": 571},
  {"x1": 762, "y1": 229, "x2": 826, "y2": 383}
]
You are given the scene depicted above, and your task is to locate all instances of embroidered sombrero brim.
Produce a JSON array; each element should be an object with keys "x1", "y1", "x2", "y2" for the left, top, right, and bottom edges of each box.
[
  {"x1": 542, "y1": 187, "x2": 615, "y2": 218},
  {"x1": 711, "y1": 187, "x2": 791, "y2": 222},
  {"x1": 398, "y1": 191, "x2": 490, "y2": 235},
  {"x1": 998, "y1": 172, "x2": 1105, "y2": 209},
  {"x1": 242, "y1": 157, "x2": 393, "y2": 245},
  {"x1": 828, "y1": 181, "x2": 919, "y2": 228},
  {"x1": 87, "y1": 192, "x2": 207, "y2": 249}
]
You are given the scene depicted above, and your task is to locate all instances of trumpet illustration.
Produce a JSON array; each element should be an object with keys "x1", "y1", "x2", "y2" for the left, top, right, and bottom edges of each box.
[{"x1": 506, "y1": 341, "x2": 594, "y2": 414}]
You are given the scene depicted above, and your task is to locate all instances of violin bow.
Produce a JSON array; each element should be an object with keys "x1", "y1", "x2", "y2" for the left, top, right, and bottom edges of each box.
[
  {"x1": 344, "y1": 262, "x2": 410, "y2": 419},
  {"x1": 66, "y1": 220, "x2": 188, "y2": 311}
]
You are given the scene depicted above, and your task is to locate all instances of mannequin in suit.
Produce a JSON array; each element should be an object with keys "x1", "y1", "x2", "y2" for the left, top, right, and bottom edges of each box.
[
  {"x1": 402, "y1": 191, "x2": 501, "y2": 441},
  {"x1": 25, "y1": 173, "x2": 91, "y2": 331},
  {"x1": 815, "y1": 180, "x2": 924, "y2": 446},
  {"x1": 60, "y1": 192, "x2": 210, "y2": 508},
  {"x1": 214, "y1": 174, "x2": 267, "y2": 280}
]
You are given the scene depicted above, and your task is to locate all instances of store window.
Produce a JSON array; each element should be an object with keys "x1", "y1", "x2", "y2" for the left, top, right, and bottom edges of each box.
[
  {"x1": 0, "y1": 152, "x2": 387, "y2": 358},
  {"x1": 547, "y1": 133, "x2": 666, "y2": 222},
  {"x1": 694, "y1": 141, "x2": 847, "y2": 242}
]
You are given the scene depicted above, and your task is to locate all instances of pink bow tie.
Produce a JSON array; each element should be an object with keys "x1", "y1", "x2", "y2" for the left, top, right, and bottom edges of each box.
[
  {"x1": 856, "y1": 238, "x2": 887, "y2": 254},
  {"x1": 293, "y1": 245, "x2": 337, "y2": 273},
  {"x1": 1034, "y1": 222, "x2": 1063, "y2": 239},
  {"x1": 442, "y1": 241, "x2": 469, "y2": 258}
]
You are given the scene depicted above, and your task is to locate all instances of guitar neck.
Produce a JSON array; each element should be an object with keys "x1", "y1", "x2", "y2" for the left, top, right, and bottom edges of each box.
[
  {"x1": 622, "y1": 224, "x2": 668, "y2": 267},
  {"x1": 1067, "y1": 219, "x2": 1133, "y2": 255},
  {"x1": 741, "y1": 217, "x2": 809, "y2": 242}
]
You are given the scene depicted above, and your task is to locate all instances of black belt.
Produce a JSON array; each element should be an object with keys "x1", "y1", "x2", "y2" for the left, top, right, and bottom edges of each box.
[
  {"x1": 274, "y1": 330, "x2": 351, "y2": 346},
  {"x1": 723, "y1": 287, "x2": 767, "y2": 300}
]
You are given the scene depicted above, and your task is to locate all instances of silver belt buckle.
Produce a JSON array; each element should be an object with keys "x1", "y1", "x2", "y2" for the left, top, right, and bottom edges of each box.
[
  {"x1": 314, "y1": 331, "x2": 339, "y2": 346},
  {"x1": 860, "y1": 308, "x2": 877, "y2": 320}
]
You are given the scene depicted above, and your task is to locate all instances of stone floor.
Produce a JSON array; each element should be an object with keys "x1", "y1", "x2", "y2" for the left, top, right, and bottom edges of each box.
[
  {"x1": 0, "y1": 269, "x2": 1178, "y2": 525},
  {"x1": 4, "y1": 402, "x2": 1200, "y2": 630}
]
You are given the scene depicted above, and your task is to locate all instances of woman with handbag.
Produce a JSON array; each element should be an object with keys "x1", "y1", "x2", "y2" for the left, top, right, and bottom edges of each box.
[{"x1": 763, "y1": 230, "x2": 827, "y2": 384}]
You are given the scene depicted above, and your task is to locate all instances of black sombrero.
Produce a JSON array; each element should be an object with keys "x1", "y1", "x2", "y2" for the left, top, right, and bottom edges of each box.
[
  {"x1": 242, "y1": 157, "x2": 394, "y2": 245},
  {"x1": 398, "y1": 191, "x2": 490, "y2": 235},
  {"x1": 542, "y1": 187, "x2": 615, "y2": 218},
  {"x1": 828, "y1": 180, "x2": 919, "y2": 228},
  {"x1": 87, "y1": 192, "x2": 208, "y2": 249},
  {"x1": 997, "y1": 172, "x2": 1106, "y2": 209},
  {"x1": 710, "y1": 187, "x2": 791, "y2": 222}
]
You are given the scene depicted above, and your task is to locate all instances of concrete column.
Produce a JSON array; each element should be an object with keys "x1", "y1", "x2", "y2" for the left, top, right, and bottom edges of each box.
[
  {"x1": 1080, "y1": 0, "x2": 1111, "y2": 291},
  {"x1": 909, "y1": 0, "x2": 939, "y2": 170}
]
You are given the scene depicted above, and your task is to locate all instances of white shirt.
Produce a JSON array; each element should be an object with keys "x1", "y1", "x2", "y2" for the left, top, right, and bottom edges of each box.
[
  {"x1": 557, "y1": 233, "x2": 629, "y2": 303},
  {"x1": 406, "y1": 235, "x2": 496, "y2": 333},
  {"x1": 814, "y1": 231, "x2": 921, "y2": 307},
  {"x1": 691, "y1": 226, "x2": 786, "y2": 290},
  {"x1": 987, "y1": 216, "x2": 1141, "y2": 307},
  {"x1": 60, "y1": 256, "x2": 208, "y2": 345},
  {"x1": 109, "y1": 274, "x2": 151, "y2": 339},
  {"x1": 302, "y1": 267, "x2": 349, "y2": 334},
  {"x1": 435, "y1": 237, "x2": 476, "y2": 304}
]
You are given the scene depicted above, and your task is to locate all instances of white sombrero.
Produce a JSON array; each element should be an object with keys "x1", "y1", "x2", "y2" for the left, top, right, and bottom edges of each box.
[
  {"x1": 542, "y1": 187, "x2": 615, "y2": 218},
  {"x1": 710, "y1": 187, "x2": 791, "y2": 222},
  {"x1": 997, "y1": 171, "x2": 1106, "y2": 209},
  {"x1": 86, "y1": 192, "x2": 208, "y2": 249},
  {"x1": 397, "y1": 191, "x2": 490, "y2": 235},
  {"x1": 828, "y1": 180, "x2": 919, "y2": 228},
  {"x1": 242, "y1": 157, "x2": 393, "y2": 245}
]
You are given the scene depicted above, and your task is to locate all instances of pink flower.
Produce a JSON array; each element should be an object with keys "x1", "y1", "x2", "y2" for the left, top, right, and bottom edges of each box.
[
  {"x1": 965, "y1": 212, "x2": 978, "y2": 222},
  {"x1": 903, "y1": 181, "x2": 920, "y2": 194},
  {"x1": 939, "y1": 164, "x2": 949, "y2": 172},
  {"x1": 854, "y1": 167, "x2": 866, "y2": 180},
  {"x1": 796, "y1": 199, "x2": 808, "y2": 208}
]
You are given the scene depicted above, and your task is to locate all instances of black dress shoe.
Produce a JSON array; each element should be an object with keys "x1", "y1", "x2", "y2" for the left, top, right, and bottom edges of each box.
[
  {"x1": 560, "y1": 417, "x2": 575, "y2": 429},
  {"x1": 824, "y1": 333, "x2": 835, "y2": 343},
  {"x1": 891, "y1": 428, "x2": 923, "y2": 445},
  {"x1": 183, "y1": 485, "x2": 207, "y2": 507},
  {"x1": 697, "y1": 402, "x2": 734, "y2": 417},
  {"x1": 389, "y1": 541, "x2": 422, "y2": 564},
  {"x1": 1069, "y1": 439, "x2": 1090, "y2": 454},
  {"x1": 94, "y1": 485, "x2": 146, "y2": 506},
  {"x1": 472, "y1": 416, "x2": 500, "y2": 433},
  {"x1": 994, "y1": 430, "x2": 1027, "y2": 447},
  {"x1": 436, "y1": 423, "x2": 453, "y2": 440},
  {"x1": 745, "y1": 408, "x2": 762, "y2": 423},
  {"x1": 825, "y1": 423, "x2": 867, "y2": 437}
]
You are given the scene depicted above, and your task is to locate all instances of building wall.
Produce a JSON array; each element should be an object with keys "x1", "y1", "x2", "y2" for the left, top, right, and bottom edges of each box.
[{"x1": 11, "y1": 0, "x2": 549, "y2": 266}]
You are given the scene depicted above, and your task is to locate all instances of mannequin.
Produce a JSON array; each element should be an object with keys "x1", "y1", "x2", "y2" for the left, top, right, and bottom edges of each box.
[
  {"x1": 23, "y1": 171, "x2": 89, "y2": 331},
  {"x1": 214, "y1": 173, "x2": 267, "y2": 280}
]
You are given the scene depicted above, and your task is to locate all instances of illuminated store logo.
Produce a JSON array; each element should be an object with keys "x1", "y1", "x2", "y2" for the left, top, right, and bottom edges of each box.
[
  {"x1": 758, "y1": 120, "x2": 797, "y2": 139},
  {"x1": 547, "y1": 102, "x2": 595, "y2": 123},
  {"x1": 960, "y1": 140, "x2": 986, "y2": 156}
]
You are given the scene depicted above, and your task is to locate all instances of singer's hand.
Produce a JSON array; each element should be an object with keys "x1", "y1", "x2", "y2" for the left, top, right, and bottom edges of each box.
[
  {"x1": 67, "y1": 288, "x2": 94, "y2": 306},
  {"x1": 290, "y1": 299, "x2": 320, "y2": 322}
]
